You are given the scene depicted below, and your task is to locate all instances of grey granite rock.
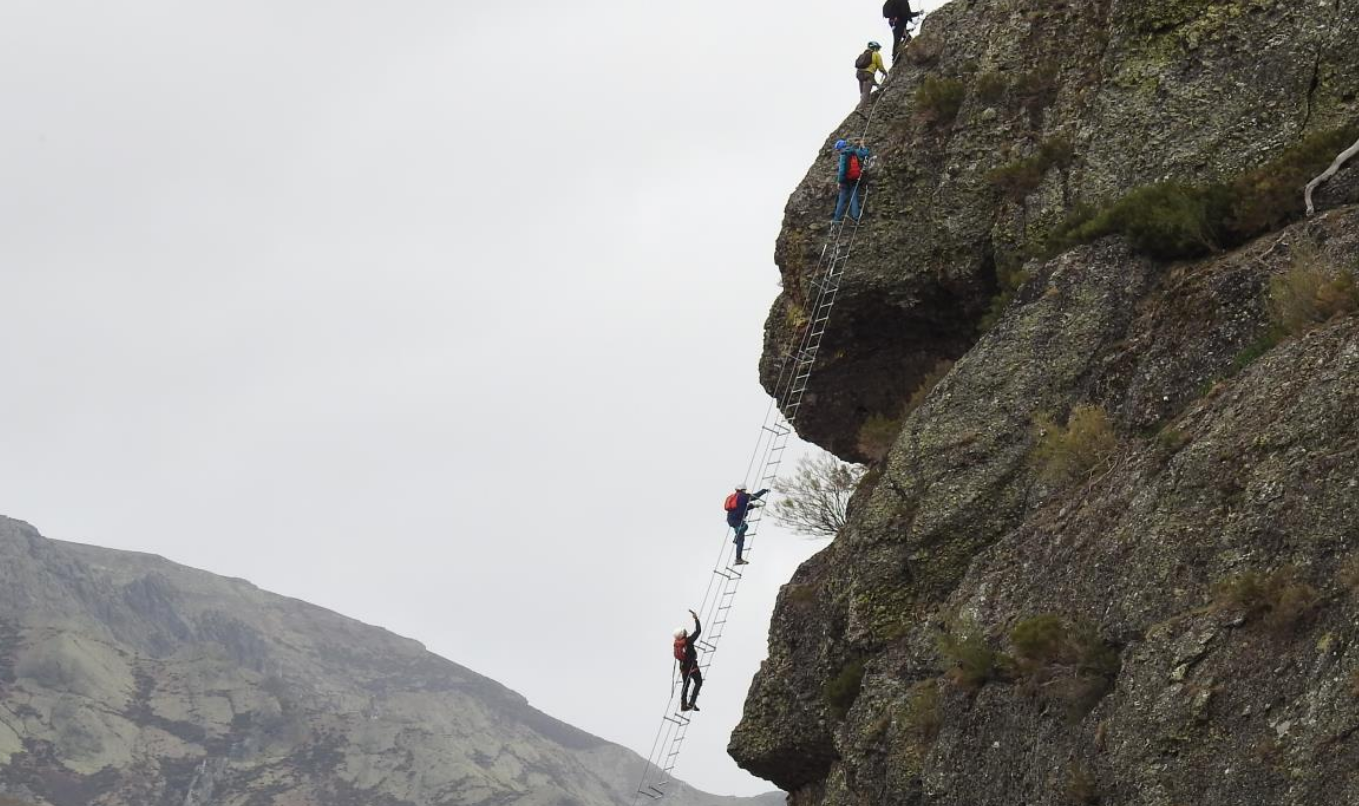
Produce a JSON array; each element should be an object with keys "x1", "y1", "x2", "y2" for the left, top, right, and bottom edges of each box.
[{"x1": 0, "y1": 518, "x2": 783, "y2": 806}]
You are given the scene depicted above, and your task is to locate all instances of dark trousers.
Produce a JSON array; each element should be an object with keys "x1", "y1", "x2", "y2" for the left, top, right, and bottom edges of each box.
[
  {"x1": 891, "y1": 20, "x2": 910, "y2": 59},
  {"x1": 833, "y1": 182, "x2": 862, "y2": 222},
  {"x1": 681, "y1": 665, "x2": 703, "y2": 706},
  {"x1": 733, "y1": 521, "x2": 749, "y2": 560}
]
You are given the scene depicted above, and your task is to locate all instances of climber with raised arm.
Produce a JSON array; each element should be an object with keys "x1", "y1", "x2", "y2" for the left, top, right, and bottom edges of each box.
[
  {"x1": 831, "y1": 139, "x2": 871, "y2": 224},
  {"x1": 854, "y1": 41, "x2": 888, "y2": 106},
  {"x1": 882, "y1": 0, "x2": 920, "y2": 61},
  {"x1": 673, "y1": 610, "x2": 703, "y2": 712},
  {"x1": 724, "y1": 483, "x2": 770, "y2": 565}
]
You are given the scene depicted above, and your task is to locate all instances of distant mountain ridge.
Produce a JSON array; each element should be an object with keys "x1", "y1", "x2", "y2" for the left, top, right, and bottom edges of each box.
[{"x1": 0, "y1": 515, "x2": 781, "y2": 806}]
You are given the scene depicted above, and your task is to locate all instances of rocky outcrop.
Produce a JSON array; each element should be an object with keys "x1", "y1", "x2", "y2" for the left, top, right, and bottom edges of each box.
[
  {"x1": 0, "y1": 517, "x2": 780, "y2": 806},
  {"x1": 734, "y1": 0, "x2": 1359, "y2": 803},
  {"x1": 761, "y1": 0, "x2": 1358, "y2": 461}
]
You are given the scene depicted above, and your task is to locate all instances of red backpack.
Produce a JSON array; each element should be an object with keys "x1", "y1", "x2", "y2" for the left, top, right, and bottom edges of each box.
[
  {"x1": 673, "y1": 636, "x2": 687, "y2": 662},
  {"x1": 723, "y1": 492, "x2": 740, "y2": 512},
  {"x1": 846, "y1": 153, "x2": 862, "y2": 182}
]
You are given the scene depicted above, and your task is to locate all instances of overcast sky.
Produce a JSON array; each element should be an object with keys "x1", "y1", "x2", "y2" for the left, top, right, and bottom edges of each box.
[{"x1": 0, "y1": 0, "x2": 943, "y2": 796}]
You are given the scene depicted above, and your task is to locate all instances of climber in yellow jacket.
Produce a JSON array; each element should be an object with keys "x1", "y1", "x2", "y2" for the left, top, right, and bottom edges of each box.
[{"x1": 855, "y1": 41, "x2": 888, "y2": 106}]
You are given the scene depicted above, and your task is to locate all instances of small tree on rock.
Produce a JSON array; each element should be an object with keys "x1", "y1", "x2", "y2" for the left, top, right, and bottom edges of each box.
[{"x1": 772, "y1": 452, "x2": 865, "y2": 538}]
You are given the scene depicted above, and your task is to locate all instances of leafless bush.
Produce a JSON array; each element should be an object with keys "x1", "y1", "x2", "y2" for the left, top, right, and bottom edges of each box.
[{"x1": 773, "y1": 452, "x2": 865, "y2": 538}]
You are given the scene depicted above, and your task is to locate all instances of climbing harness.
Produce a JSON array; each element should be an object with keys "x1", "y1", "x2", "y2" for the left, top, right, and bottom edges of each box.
[{"x1": 629, "y1": 30, "x2": 908, "y2": 801}]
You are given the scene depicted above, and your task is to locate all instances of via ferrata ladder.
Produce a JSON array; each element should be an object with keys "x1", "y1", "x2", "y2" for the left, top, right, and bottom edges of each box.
[
  {"x1": 630, "y1": 31, "x2": 910, "y2": 793},
  {"x1": 631, "y1": 214, "x2": 866, "y2": 803}
]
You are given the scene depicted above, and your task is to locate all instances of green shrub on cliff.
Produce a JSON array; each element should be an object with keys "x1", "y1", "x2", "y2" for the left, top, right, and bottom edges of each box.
[
  {"x1": 1230, "y1": 333, "x2": 1281, "y2": 374},
  {"x1": 987, "y1": 137, "x2": 1075, "y2": 202},
  {"x1": 1051, "y1": 183, "x2": 1228, "y2": 259},
  {"x1": 939, "y1": 623, "x2": 1007, "y2": 691},
  {"x1": 1010, "y1": 614, "x2": 1068, "y2": 666},
  {"x1": 1010, "y1": 615, "x2": 1121, "y2": 721},
  {"x1": 974, "y1": 71, "x2": 1008, "y2": 105},
  {"x1": 1226, "y1": 125, "x2": 1359, "y2": 238},
  {"x1": 1064, "y1": 761, "x2": 1100, "y2": 804},
  {"x1": 824, "y1": 657, "x2": 867, "y2": 719},
  {"x1": 1268, "y1": 238, "x2": 1359, "y2": 336},
  {"x1": 1049, "y1": 124, "x2": 1359, "y2": 260},
  {"x1": 1031, "y1": 405, "x2": 1119, "y2": 484},
  {"x1": 901, "y1": 680, "x2": 942, "y2": 743},
  {"x1": 1213, "y1": 566, "x2": 1319, "y2": 635},
  {"x1": 916, "y1": 77, "x2": 966, "y2": 126},
  {"x1": 857, "y1": 413, "x2": 903, "y2": 463}
]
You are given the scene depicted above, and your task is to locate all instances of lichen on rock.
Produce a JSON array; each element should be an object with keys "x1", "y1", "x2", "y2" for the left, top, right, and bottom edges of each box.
[{"x1": 734, "y1": 0, "x2": 1359, "y2": 802}]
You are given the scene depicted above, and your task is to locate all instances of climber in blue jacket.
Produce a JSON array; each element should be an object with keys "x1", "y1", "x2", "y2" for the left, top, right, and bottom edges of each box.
[
  {"x1": 832, "y1": 139, "x2": 871, "y2": 223},
  {"x1": 724, "y1": 483, "x2": 770, "y2": 566}
]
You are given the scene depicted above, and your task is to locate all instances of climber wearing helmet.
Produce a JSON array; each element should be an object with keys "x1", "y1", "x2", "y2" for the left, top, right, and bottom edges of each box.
[
  {"x1": 854, "y1": 41, "x2": 888, "y2": 106},
  {"x1": 832, "y1": 139, "x2": 871, "y2": 223},
  {"x1": 723, "y1": 483, "x2": 770, "y2": 566},
  {"x1": 673, "y1": 610, "x2": 703, "y2": 712}
]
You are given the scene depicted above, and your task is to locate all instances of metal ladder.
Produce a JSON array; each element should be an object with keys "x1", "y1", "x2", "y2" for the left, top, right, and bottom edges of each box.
[{"x1": 631, "y1": 213, "x2": 865, "y2": 803}]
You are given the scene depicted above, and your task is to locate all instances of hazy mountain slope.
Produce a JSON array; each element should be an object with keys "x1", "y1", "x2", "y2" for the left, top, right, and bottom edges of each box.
[{"x1": 0, "y1": 515, "x2": 780, "y2": 806}]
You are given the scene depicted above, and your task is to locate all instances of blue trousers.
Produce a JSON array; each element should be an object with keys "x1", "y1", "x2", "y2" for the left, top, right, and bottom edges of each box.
[
  {"x1": 833, "y1": 182, "x2": 861, "y2": 222},
  {"x1": 733, "y1": 522, "x2": 749, "y2": 561}
]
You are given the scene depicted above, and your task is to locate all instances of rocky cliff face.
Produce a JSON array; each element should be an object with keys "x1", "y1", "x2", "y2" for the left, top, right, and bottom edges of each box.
[
  {"x1": 0, "y1": 517, "x2": 780, "y2": 806},
  {"x1": 732, "y1": 0, "x2": 1359, "y2": 804}
]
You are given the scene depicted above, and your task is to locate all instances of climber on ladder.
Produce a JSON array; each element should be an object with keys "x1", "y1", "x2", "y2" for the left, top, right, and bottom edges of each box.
[
  {"x1": 832, "y1": 139, "x2": 871, "y2": 224},
  {"x1": 854, "y1": 41, "x2": 888, "y2": 107},
  {"x1": 724, "y1": 483, "x2": 769, "y2": 566},
  {"x1": 673, "y1": 610, "x2": 703, "y2": 712}
]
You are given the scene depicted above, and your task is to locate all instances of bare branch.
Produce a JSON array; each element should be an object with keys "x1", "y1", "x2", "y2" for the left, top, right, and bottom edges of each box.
[
  {"x1": 1305, "y1": 135, "x2": 1359, "y2": 216},
  {"x1": 772, "y1": 452, "x2": 866, "y2": 538}
]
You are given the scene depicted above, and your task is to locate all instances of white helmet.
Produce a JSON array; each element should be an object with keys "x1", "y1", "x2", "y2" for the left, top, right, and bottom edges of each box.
[
  {"x1": 736, "y1": 483, "x2": 748, "y2": 491},
  {"x1": 674, "y1": 628, "x2": 687, "y2": 639}
]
